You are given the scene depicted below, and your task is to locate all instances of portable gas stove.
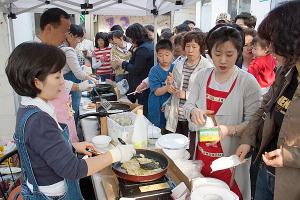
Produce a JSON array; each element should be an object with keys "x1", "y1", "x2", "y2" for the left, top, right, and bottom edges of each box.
[{"x1": 118, "y1": 175, "x2": 176, "y2": 200}]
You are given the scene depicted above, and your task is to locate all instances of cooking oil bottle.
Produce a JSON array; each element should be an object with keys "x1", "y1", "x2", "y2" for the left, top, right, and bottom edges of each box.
[{"x1": 131, "y1": 109, "x2": 148, "y2": 148}]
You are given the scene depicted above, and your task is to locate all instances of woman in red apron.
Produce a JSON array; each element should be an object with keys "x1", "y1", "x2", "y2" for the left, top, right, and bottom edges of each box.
[
  {"x1": 196, "y1": 70, "x2": 242, "y2": 198},
  {"x1": 184, "y1": 25, "x2": 261, "y2": 200}
]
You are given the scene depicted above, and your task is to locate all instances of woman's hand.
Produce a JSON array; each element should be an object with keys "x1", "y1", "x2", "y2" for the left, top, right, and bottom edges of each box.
[
  {"x1": 218, "y1": 125, "x2": 229, "y2": 139},
  {"x1": 262, "y1": 147, "x2": 284, "y2": 168},
  {"x1": 191, "y1": 108, "x2": 214, "y2": 125},
  {"x1": 136, "y1": 81, "x2": 148, "y2": 93},
  {"x1": 236, "y1": 144, "x2": 251, "y2": 161},
  {"x1": 72, "y1": 142, "x2": 98, "y2": 156}
]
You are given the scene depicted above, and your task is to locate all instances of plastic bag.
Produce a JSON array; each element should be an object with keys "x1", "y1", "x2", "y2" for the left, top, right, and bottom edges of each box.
[
  {"x1": 174, "y1": 160, "x2": 204, "y2": 181},
  {"x1": 116, "y1": 79, "x2": 129, "y2": 96}
]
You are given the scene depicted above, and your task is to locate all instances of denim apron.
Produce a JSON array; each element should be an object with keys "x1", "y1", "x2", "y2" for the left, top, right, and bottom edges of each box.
[
  {"x1": 64, "y1": 71, "x2": 81, "y2": 125},
  {"x1": 14, "y1": 107, "x2": 83, "y2": 200}
]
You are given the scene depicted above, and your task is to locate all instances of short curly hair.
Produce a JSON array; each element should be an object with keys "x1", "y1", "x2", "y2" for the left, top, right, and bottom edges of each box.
[
  {"x1": 183, "y1": 31, "x2": 206, "y2": 54},
  {"x1": 258, "y1": 1, "x2": 300, "y2": 67}
]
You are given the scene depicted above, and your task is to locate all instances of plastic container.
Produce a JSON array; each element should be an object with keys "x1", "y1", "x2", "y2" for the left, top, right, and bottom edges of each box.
[
  {"x1": 131, "y1": 109, "x2": 148, "y2": 148},
  {"x1": 198, "y1": 116, "x2": 219, "y2": 142},
  {"x1": 92, "y1": 135, "x2": 111, "y2": 151}
]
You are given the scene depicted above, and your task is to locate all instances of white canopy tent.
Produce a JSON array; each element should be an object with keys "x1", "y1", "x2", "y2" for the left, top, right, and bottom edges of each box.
[
  {"x1": 0, "y1": 0, "x2": 199, "y2": 60},
  {"x1": 0, "y1": 0, "x2": 199, "y2": 16}
]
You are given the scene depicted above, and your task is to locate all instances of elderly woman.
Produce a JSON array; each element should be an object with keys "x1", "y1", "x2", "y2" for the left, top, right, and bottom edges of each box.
[
  {"x1": 165, "y1": 31, "x2": 213, "y2": 137},
  {"x1": 184, "y1": 26, "x2": 261, "y2": 199},
  {"x1": 236, "y1": 2, "x2": 300, "y2": 200}
]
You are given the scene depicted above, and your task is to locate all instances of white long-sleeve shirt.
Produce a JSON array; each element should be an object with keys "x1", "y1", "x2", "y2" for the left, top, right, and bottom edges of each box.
[{"x1": 61, "y1": 46, "x2": 87, "y2": 81}]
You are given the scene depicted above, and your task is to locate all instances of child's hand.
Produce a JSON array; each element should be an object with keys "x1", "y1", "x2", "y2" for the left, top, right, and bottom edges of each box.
[
  {"x1": 175, "y1": 90, "x2": 185, "y2": 99},
  {"x1": 167, "y1": 72, "x2": 174, "y2": 85}
]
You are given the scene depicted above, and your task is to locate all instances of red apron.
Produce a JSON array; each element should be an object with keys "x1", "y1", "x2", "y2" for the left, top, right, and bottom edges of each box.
[{"x1": 196, "y1": 70, "x2": 242, "y2": 199}]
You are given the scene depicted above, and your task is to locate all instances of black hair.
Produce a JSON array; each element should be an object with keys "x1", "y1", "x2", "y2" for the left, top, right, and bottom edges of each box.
[
  {"x1": 243, "y1": 27, "x2": 257, "y2": 38},
  {"x1": 107, "y1": 32, "x2": 113, "y2": 41},
  {"x1": 156, "y1": 39, "x2": 173, "y2": 52},
  {"x1": 5, "y1": 42, "x2": 65, "y2": 98},
  {"x1": 69, "y1": 24, "x2": 84, "y2": 37},
  {"x1": 175, "y1": 23, "x2": 191, "y2": 34},
  {"x1": 161, "y1": 28, "x2": 172, "y2": 34},
  {"x1": 94, "y1": 32, "x2": 109, "y2": 48},
  {"x1": 174, "y1": 32, "x2": 186, "y2": 46},
  {"x1": 40, "y1": 8, "x2": 70, "y2": 31},
  {"x1": 258, "y1": 1, "x2": 300, "y2": 67},
  {"x1": 234, "y1": 12, "x2": 257, "y2": 29},
  {"x1": 206, "y1": 24, "x2": 244, "y2": 56},
  {"x1": 125, "y1": 23, "x2": 149, "y2": 46},
  {"x1": 110, "y1": 25, "x2": 124, "y2": 34},
  {"x1": 183, "y1": 20, "x2": 195, "y2": 26},
  {"x1": 160, "y1": 31, "x2": 174, "y2": 40},
  {"x1": 144, "y1": 25, "x2": 154, "y2": 33},
  {"x1": 183, "y1": 31, "x2": 206, "y2": 54},
  {"x1": 206, "y1": 26, "x2": 243, "y2": 58},
  {"x1": 112, "y1": 30, "x2": 124, "y2": 40},
  {"x1": 252, "y1": 36, "x2": 270, "y2": 49},
  {"x1": 193, "y1": 27, "x2": 202, "y2": 32}
]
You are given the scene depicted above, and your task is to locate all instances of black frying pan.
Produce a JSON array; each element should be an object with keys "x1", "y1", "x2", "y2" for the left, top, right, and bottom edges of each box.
[
  {"x1": 94, "y1": 83, "x2": 112, "y2": 93},
  {"x1": 78, "y1": 102, "x2": 131, "y2": 119},
  {"x1": 112, "y1": 149, "x2": 169, "y2": 182}
]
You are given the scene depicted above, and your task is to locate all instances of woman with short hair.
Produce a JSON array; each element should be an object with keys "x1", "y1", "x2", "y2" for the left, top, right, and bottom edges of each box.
[
  {"x1": 184, "y1": 26, "x2": 261, "y2": 199},
  {"x1": 166, "y1": 31, "x2": 214, "y2": 137},
  {"x1": 236, "y1": 2, "x2": 300, "y2": 199}
]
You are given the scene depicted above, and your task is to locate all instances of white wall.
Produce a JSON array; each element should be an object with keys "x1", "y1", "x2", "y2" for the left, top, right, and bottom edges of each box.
[
  {"x1": 199, "y1": 0, "x2": 228, "y2": 32},
  {"x1": 0, "y1": 13, "x2": 16, "y2": 142},
  {"x1": 172, "y1": 3, "x2": 196, "y2": 28},
  {"x1": 13, "y1": 13, "x2": 35, "y2": 46},
  {"x1": 250, "y1": 0, "x2": 271, "y2": 29},
  {"x1": 211, "y1": 0, "x2": 228, "y2": 28}
]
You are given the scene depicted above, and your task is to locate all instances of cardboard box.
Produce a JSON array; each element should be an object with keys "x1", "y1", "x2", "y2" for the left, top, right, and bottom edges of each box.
[{"x1": 99, "y1": 149, "x2": 191, "y2": 199}]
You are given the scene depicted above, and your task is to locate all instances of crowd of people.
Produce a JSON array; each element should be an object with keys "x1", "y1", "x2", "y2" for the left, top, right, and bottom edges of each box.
[{"x1": 4, "y1": 1, "x2": 300, "y2": 199}]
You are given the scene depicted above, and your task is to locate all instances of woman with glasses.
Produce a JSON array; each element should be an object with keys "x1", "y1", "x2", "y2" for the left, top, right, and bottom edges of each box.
[
  {"x1": 242, "y1": 28, "x2": 257, "y2": 71},
  {"x1": 184, "y1": 26, "x2": 261, "y2": 199}
]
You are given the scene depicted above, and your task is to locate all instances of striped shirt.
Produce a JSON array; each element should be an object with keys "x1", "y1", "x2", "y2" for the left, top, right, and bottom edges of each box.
[
  {"x1": 178, "y1": 62, "x2": 197, "y2": 121},
  {"x1": 93, "y1": 47, "x2": 113, "y2": 75}
]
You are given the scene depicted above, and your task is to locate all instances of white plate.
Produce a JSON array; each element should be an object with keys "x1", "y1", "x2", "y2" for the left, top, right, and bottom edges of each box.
[
  {"x1": 191, "y1": 186, "x2": 239, "y2": 200},
  {"x1": 157, "y1": 133, "x2": 189, "y2": 149},
  {"x1": 192, "y1": 177, "x2": 230, "y2": 191},
  {"x1": 211, "y1": 155, "x2": 243, "y2": 172},
  {"x1": 0, "y1": 167, "x2": 21, "y2": 174}
]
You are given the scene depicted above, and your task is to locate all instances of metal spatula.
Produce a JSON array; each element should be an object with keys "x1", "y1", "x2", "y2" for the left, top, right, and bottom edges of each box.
[{"x1": 101, "y1": 99, "x2": 112, "y2": 112}]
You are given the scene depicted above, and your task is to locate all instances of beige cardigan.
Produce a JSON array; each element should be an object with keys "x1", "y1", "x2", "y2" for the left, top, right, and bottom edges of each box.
[
  {"x1": 184, "y1": 66, "x2": 261, "y2": 199},
  {"x1": 165, "y1": 55, "x2": 214, "y2": 132}
]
